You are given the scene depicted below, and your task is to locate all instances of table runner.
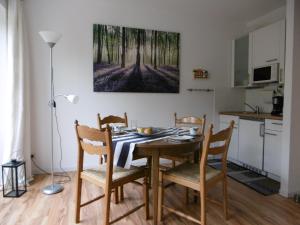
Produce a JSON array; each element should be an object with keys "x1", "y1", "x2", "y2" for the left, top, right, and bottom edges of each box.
[{"x1": 112, "y1": 128, "x2": 189, "y2": 168}]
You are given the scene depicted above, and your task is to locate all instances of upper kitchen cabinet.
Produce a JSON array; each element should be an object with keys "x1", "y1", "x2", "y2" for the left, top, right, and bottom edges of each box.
[
  {"x1": 232, "y1": 35, "x2": 250, "y2": 87},
  {"x1": 250, "y1": 20, "x2": 286, "y2": 83},
  {"x1": 232, "y1": 20, "x2": 286, "y2": 88}
]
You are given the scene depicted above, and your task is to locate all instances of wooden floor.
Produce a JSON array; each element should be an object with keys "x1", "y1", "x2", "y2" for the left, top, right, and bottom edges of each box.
[{"x1": 1, "y1": 172, "x2": 300, "y2": 225}]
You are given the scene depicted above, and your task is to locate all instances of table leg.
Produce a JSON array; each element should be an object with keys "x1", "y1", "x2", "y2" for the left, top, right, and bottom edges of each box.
[{"x1": 152, "y1": 151, "x2": 159, "y2": 225}]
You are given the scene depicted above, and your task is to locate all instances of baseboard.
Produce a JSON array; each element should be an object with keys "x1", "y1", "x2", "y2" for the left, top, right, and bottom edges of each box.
[{"x1": 32, "y1": 158, "x2": 173, "y2": 175}]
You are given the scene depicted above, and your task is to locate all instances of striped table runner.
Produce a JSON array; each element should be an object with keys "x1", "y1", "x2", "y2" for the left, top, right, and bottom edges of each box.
[{"x1": 112, "y1": 128, "x2": 189, "y2": 169}]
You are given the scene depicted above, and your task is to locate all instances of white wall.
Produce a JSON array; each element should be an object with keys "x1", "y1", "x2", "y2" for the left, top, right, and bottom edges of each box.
[
  {"x1": 24, "y1": 0, "x2": 248, "y2": 172},
  {"x1": 280, "y1": 0, "x2": 300, "y2": 197}
]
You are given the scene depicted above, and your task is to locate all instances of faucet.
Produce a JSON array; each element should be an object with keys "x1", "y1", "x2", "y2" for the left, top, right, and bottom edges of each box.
[{"x1": 244, "y1": 102, "x2": 260, "y2": 115}]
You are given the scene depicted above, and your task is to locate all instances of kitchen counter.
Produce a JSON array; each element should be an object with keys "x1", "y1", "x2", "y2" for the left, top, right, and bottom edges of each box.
[{"x1": 220, "y1": 111, "x2": 283, "y2": 121}]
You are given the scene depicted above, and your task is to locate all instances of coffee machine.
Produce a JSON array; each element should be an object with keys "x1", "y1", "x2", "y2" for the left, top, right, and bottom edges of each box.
[{"x1": 271, "y1": 96, "x2": 283, "y2": 115}]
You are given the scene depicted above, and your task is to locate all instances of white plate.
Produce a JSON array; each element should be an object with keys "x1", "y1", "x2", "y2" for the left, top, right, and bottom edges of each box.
[{"x1": 169, "y1": 135, "x2": 194, "y2": 141}]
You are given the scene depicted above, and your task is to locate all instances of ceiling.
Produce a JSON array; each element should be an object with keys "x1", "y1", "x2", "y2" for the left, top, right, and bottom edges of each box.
[
  {"x1": 208, "y1": 0, "x2": 286, "y2": 23},
  {"x1": 148, "y1": 0, "x2": 286, "y2": 24}
]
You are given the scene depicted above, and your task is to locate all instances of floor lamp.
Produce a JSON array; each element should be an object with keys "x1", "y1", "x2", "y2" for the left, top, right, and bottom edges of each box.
[{"x1": 39, "y1": 31, "x2": 79, "y2": 195}]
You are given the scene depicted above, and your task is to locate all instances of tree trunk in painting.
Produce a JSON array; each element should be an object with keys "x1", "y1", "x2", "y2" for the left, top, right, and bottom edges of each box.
[
  {"x1": 121, "y1": 27, "x2": 126, "y2": 68},
  {"x1": 117, "y1": 28, "x2": 120, "y2": 64},
  {"x1": 126, "y1": 30, "x2": 129, "y2": 53},
  {"x1": 105, "y1": 25, "x2": 111, "y2": 64},
  {"x1": 176, "y1": 33, "x2": 179, "y2": 68},
  {"x1": 168, "y1": 35, "x2": 171, "y2": 65},
  {"x1": 111, "y1": 30, "x2": 114, "y2": 63},
  {"x1": 150, "y1": 31, "x2": 153, "y2": 65},
  {"x1": 143, "y1": 30, "x2": 146, "y2": 64},
  {"x1": 154, "y1": 30, "x2": 157, "y2": 69},
  {"x1": 97, "y1": 25, "x2": 102, "y2": 63},
  {"x1": 164, "y1": 33, "x2": 167, "y2": 65},
  {"x1": 158, "y1": 33, "x2": 161, "y2": 66},
  {"x1": 136, "y1": 29, "x2": 141, "y2": 67}
]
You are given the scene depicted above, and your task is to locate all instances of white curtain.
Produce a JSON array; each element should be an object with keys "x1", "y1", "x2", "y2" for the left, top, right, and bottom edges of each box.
[{"x1": 1, "y1": 0, "x2": 32, "y2": 183}]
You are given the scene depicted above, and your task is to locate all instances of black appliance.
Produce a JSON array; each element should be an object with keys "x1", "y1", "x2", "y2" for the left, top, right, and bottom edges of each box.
[{"x1": 271, "y1": 96, "x2": 283, "y2": 115}]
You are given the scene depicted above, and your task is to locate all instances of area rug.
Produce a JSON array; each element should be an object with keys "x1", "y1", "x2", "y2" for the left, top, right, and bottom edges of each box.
[{"x1": 208, "y1": 159, "x2": 280, "y2": 196}]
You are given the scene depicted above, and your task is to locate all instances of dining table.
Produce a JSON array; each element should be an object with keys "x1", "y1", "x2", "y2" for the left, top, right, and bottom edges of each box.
[{"x1": 112, "y1": 128, "x2": 203, "y2": 225}]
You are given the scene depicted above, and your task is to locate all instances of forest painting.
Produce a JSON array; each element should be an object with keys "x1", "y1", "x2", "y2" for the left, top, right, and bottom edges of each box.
[{"x1": 93, "y1": 24, "x2": 180, "y2": 93}]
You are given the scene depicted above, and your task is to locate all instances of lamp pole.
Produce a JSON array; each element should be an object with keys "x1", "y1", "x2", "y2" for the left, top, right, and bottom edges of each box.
[
  {"x1": 39, "y1": 31, "x2": 78, "y2": 195},
  {"x1": 42, "y1": 42, "x2": 64, "y2": 195}
]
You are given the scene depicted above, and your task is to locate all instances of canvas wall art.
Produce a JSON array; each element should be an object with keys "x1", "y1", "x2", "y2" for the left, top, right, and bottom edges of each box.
[{"x1": 93, "y1": 24, "x2": 180, "y2": 93}]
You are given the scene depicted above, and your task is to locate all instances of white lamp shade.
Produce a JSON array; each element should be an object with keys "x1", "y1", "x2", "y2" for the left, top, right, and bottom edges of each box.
[
  {"x1": 65, "y1": 95, "x2": 79, "y2": 104},
  {"x1": 39, "y1": 31, "x2": 62, "y2": 44}
]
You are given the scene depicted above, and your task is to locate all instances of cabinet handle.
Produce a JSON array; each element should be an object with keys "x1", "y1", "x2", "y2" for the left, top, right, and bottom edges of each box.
[
  {"x1": 260, "y1": 124, "x2": 265, "y2": 137},
  {"x1": 266, "y1": 58, "x2": 278, "y2": 63},
  {"x1": 272, "y1": 122, "x2": 282, "y2": 126},
  {"x1": 265, "y1": 132, "x2": 277, "y2": 136}
]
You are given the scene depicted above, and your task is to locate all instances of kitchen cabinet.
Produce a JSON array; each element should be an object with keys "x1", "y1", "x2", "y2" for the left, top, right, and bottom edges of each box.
[
  {"x1": 251, "y1": 20, "x2": 285, "y2": 69},
  {"x1": 264, "y1": 119, "x2": 282, "y2": 177},
  {"x1": 238, "y1": 119, "x2": 264, "y2": 170},
  {"x1": 232, "y1": 20, "x2": 285, "y2": 88},
  {"x1": 219, "y1": 115, "x2": 239, "y2": 162},
  {"x1": 231, "y1": 35, "x2": 250, "y2": 87}
]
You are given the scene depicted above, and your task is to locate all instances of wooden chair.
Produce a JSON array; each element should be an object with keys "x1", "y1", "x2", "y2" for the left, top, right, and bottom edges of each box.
[
  {"x1": 97, "y1": 113, "x2": 128, "y2": 130},
  {"x1": 75, "y1": 121, "x2": 149, "y2": 225},
  {"x1": 161, "y1": 113, "x2": 206, "y2": 168},
  {"x1": 97, "y1": 113, "x2": 128, "y2": 203},
  {"x1": 158, "y1": 121, "x2": 234, "y2": 225}
]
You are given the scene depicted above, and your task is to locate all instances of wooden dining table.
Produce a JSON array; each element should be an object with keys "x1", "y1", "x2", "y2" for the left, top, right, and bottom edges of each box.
[{"x1": 133, "y1": 136, "x2": 203, "y2": 225}]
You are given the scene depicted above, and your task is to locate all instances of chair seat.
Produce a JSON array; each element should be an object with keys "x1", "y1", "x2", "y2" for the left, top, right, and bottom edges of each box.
[
  {"x1": 165, "y1": 163, "x2": 221, "y2": 182},
  {"x1": 82, "y1": 165, "x2": 145, "y2": 184}
]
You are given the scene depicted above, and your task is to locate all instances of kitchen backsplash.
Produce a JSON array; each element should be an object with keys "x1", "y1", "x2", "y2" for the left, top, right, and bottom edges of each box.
[{"x1": 245, "y1": 84, "x2": 283, "y2": 113}]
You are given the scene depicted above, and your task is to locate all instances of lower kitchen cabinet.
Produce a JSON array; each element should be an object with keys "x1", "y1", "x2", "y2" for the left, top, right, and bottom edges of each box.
[
  {"x1": 219, "y1": 115, "x2": 283, "y2": 176},
  {"x1": 220, "y1": 122, "x2": 239, "y2": 162},
  {"x1": 219, "y1": 115, "x2": 239, "y2": 162},
  {"x1": 264, "y1": 119, "x2": 283, "y2": 177},
  {"x1": 238, "y1": 119, "x2": 264, "y2": 170}
]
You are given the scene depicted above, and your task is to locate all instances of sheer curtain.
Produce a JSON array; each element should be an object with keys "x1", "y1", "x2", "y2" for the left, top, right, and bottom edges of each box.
[
  {"x1": 0, "y1": 0, "x2": 7, "y2": 180},
  {"x1": 0, "y1": 0, "x2": 32, "y2": 183}
]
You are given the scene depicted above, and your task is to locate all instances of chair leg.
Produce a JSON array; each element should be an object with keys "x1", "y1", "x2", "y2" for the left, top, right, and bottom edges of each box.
[
  {"x1": 114, "y1": 187, "x2": 119, "y2": 204},
  {"x1": 158, "y1": 171, "x2": 164, "y2": 221},
  {"x1": 200, "y1": 187, "x2": 206, "y2": 225},
  {"x1": 185, "y1": 187, "x2": 189, "y2": 204},
  {"x1": 143, "y1": 176, "x2": 150, "y2": 220},
  {"x1": 103, "y1": 190, "x2": 111, "y2": 225},
  {"x1": 119, "y1": 185, "x2": 124, "y2": 202},
  {"x1": 172, "y1": 160, "x2": 176, "y2": 168},
  {"x1": 75, "y1": 176, "x2": 82, "y2": 223},
  {"x1": 223, "y1": 176, "x2": 229, "y2": 220}
]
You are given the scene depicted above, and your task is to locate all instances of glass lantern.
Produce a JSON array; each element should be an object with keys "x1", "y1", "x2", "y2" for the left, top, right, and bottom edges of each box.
[{"x1": 1, "y1": 160, "x2": 27, "y2": 197}]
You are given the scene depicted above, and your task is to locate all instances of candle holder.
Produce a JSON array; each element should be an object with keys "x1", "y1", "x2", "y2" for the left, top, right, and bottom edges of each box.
[{"x1": 1, "y1": 160, "x2": 27, "y2": 197}]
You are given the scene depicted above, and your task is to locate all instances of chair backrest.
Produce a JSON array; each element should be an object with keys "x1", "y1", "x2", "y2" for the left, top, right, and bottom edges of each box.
[
  {"x1": 97, "y1": 113, "x2": 128, "y2": 129},
  {"x1": 174, "y1": 113, "x2": 206, "y2": 135},
  {"x1": 75, "y1": 120, "x2": 114, "y2": 183},
  {"x1": 200, "y1": 121, "x2": 234, "y2": 181}
]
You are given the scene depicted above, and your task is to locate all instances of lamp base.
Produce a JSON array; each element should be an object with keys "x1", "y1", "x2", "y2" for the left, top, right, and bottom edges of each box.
[{"x1": 42, "y1": 183, "x2": 64, "y2": 195}]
